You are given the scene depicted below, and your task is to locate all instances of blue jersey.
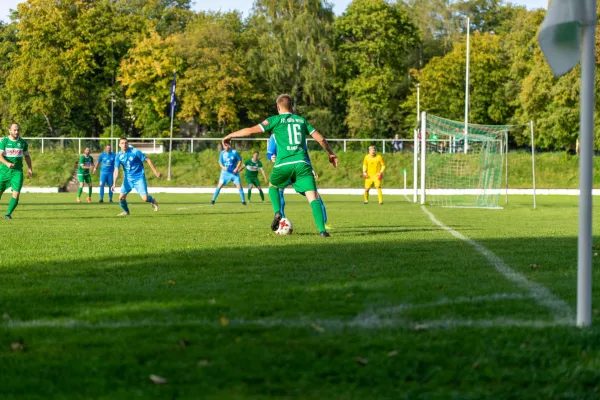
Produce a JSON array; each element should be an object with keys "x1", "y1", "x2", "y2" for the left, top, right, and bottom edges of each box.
[
  {"x1": 115, "y1": 146, "x2": 147, "y2": 180},
  {"x1": 267, "y1": 135, "x2": 312, "y2": 165},
  {"x1": 97, "y1": 152, "x2": 116, "y2": 173},
  {"x1": 219, "y1": 149, "x2": 242, "y2": 173}
]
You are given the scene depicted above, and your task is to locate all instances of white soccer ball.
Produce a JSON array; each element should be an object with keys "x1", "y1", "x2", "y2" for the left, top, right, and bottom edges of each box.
[{"x1": 276, "y1": 218, "x2": 293, "y2": 235}]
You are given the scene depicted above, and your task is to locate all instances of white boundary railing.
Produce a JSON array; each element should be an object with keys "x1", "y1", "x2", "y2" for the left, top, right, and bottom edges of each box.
[{"x1": 23, "y1": 137, "x2": 415, "y2": 154}]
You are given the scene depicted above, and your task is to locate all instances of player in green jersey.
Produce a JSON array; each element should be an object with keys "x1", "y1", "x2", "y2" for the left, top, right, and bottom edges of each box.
[
  {"x1": 223, "y1": 94, "x2": 338, "y2": 237},
  {"x1": 76, "y1": 148, "x2": 95, "y2": 203},
  {"x1": 240, "y1": 151, "x2": 268, "y2": 201},
  {"x1": 0, "y1": 123, "x2": 33, "y2": 219}
]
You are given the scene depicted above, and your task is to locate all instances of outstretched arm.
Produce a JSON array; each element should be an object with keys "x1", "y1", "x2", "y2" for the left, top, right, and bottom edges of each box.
[
  {"x1": 311, "y1": 131, "x2": 338, "y2": 168},
  {"x1": 223, "y1": 125, "x2": 264, "y2": 146},
  {"x1": 24, "y1": 154, "x2": 33, "y2": 178},
  {"x1": 145, "y1": 158, "x2": 162, "y2": 178},
  {"x1": 112, "y1": 167, "x2": 119, "y2": 191}
]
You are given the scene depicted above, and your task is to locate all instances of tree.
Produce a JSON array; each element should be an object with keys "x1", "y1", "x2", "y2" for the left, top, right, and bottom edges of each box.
[
  {"x1": 245, "y1": 0, "x2": 336, "y2": 111},
  {"x1": 336, "y1": 0, "x2": 419, "y2": 138},
  {"x1": 402, "y1": 32, "x2": 511, "y2": 130},
  {"x1": 6, "y1": 0, "x2": 146, "y2": 136},
  {"x1": 119, "y1": 31, "x2": 182, "y2": 137},
  {"x1": 177, "y1": 12, "x2": 262, "y2": 133}
]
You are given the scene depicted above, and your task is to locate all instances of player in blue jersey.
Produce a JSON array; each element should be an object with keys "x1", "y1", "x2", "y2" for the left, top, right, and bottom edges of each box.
[
  {"x1": 211, "y1": 142, "x2": 246, "y2": 205},
  {"x1": 266, "y1": 134, "x2": 327, "y2": 223},
  {"x1": 93, "y1": 144, "x2": 116, "y2": 203},
  {"x1": 111, "y1": 137, "x2": 162, "y2": 216}
]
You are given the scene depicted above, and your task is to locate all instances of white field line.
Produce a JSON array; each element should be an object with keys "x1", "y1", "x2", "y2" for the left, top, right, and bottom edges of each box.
[
  {"x1": 1, "y1": 292, "x2": 565, "y2": 331},
  {"x1": 1, "y1": 315, "x2": 572, "y2": 331},
  {"x1": 175, "y1": 205, "x2": 213, "y2": 211},
  {"x1": 421, "y1": 206, "x2": 574, "y2": 323},
  {"x1": 380, "y1": 293, "x2": 529, "y2": 315}
]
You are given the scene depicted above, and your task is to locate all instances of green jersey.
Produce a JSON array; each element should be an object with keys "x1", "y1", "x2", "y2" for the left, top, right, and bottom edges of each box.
[
  {"x1": 244, "y1": 159, "x2": 263, "y2": 178},
  {"x1": 0, "y1": 136, "x2": 29, "y2": 171},
  {"x1": 78, "y1": 155, "x2": 94, "y2": 176},
  {"x1": 259, "y1": 113, "x2": 315, "y2": 167}
]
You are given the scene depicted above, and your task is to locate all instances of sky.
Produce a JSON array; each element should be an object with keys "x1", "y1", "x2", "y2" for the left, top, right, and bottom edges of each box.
[{"x1": 0, "y1": 0, "x2": 549, "y2": 23}]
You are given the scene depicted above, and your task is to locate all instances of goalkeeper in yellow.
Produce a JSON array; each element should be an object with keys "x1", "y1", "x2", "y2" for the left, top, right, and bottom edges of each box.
[{"x1": 362, "y1": 145, "x2": 386, "y2": 205}]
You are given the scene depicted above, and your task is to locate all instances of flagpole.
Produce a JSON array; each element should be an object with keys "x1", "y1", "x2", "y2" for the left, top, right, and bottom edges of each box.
[
  {"x1": 577, "y1": 7, "x2": 596, "y2": 328},
  {"x1": 464, "y1": 17, "x2": 470, "y2": 154},
  {"x1": 167, "y1": 70, "x2": 176, "y2": 182}
]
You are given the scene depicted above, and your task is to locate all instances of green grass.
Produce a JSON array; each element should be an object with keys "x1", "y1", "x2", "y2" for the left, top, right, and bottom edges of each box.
[
  {"x1": 26, "y1": 149, "x2": 598, "y2": 189},
  {"x1": 2, "y1": 193, "x2": 600, "y2": 398},
  {"x1": 27, "y1": 150, "x2": 76, "y2": 187}
]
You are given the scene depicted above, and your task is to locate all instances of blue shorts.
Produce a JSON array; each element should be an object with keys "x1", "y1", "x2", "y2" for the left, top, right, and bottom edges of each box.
[
  {"x1": 100, "y1": 171, "x2": 114, "y2": 186},
  {"x1": 121, "y1": 177, "x2": 148, "y2": 196},
  {"x1": 219, "y1": 171, "x2": 241, "y2": 186}
]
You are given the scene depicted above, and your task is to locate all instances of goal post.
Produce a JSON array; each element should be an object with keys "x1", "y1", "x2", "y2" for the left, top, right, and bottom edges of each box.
[{"x1": 417, "y1": 112, "x2": 508, "y2": 209}]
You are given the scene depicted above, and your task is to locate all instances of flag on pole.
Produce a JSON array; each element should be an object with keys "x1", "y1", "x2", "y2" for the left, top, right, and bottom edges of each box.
[
  {"x1": 169, "y1": 71, "x2": 177, "y2": 117},
  {"x1": 539, "y1": 0, "x2": 597, "y2": 328},
  {"x1": 538, "y1": 0, "x2": 597, "y2": 77}
]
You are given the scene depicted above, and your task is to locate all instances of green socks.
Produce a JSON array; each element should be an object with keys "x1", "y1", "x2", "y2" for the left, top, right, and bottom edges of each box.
[
  {"x1": 88, "y1": 186, "x2": 92, "y2": 198},
  {"x1": 248, "y1": 189, "x2": 252, "y2": 200},
  {"x1": 259, "y1": 189, "x2": 264, "y2": 201},
  {"x1": 310, "y1": 200, "x2": 326, "y2": 233},
  {"x1": 269, "y1": 186, "x2": 281, "y2": 213},
  {"x1": 6, "y1": 197, "x2": 18, "y2": 216},
  {"x1": 77, "y1": 188, "x2": 83, "y2": 198}
]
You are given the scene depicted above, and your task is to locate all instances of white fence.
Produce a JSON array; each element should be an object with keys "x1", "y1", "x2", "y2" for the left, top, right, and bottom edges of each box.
[{"x1": 23, "y1": 137, "x2": 414, "y2": 154}]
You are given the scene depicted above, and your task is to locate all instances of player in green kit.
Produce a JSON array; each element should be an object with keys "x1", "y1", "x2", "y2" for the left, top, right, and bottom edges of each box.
[
  {"x1": 223, "y1": 94, "x2": 338, "y2": 237},
  {"x1": 241, "y1": 151, "x2": 268, "y2": 202},
  {"x1": 0, "y1": 123, "x2": 33, "y2": 219},
  {"x1": 76, "y1": 147, "x2": 94, "y2": 203}
]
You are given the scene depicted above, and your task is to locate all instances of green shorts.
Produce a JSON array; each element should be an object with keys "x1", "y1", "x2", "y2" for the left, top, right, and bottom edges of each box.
[
  {"x1": 270, "y1": 162, "x2": 316, "y2": 194},
  {"x1": 0, "y1": 168, "x2": 24, "y2": 193},
  {"x1": 78, "y1": 174, "x2": 92, "y2": 184},
  {"x1": 245, "y1": 176, "x2": 261, "y2": 187}
]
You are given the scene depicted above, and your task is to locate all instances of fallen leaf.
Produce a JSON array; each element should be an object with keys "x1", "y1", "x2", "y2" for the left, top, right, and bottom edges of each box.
[
  {"x1": 388, "y1": 350, "x2": 398, "y2": 357},
  {"x1": 149, "y1": 375, "x2": 167, "y2": 384},
  {"x1": 10, "y1": 342, "x2": 24, "y2": 351},
  {"x1": 208, "y1": 298, "x2": 216, "y2": 304},
  {"x1": 178, "y1": 340, "x2": 189, "y2": 347},
  {"x1": 235, "y1": 337, "x2": 241, "y2": 343},
  {"x1": 168, "y1": 280, "x2": 176, "y2": 285},
  {"x1": 356, "y1": 357, "x2": 368, "y2": 366},
  {"x1": 311, "y1": 323, "x2": 324, "y2": 332},
  {"x1": 2, "y1": 312, "x2": 9, "y2": 320},
  {"x1": 530, "y1": 264, "x2": 538, "y2": 269},
  {"x1": 472, "y1": 361, "x2": 479, "y2": 369},
  {"x1": 349, "y1": 274, "x2": 357, "y2": 279},
  {"x1": 220, "y1": 316, "x2": 229, "y2": 326},
  {"x1": 198, "y1": 359, "x2": 211, "y2": 367}
]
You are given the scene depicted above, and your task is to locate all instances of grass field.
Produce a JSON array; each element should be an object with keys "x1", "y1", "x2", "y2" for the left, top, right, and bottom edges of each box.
[{"x1": 2, "y1": 193, "x2": 600, "y2": 398}]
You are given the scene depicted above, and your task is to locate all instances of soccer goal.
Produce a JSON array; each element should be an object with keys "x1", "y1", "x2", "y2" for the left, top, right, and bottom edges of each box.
[{"x1": 416, "y1": 112, "x2": 511, "y2": 209}]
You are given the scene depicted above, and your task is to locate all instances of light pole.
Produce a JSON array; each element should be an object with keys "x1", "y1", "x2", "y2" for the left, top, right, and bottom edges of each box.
[
  {"x1": 415, "y1": 83, "x2": 420, "y2": 123},
  {"x1": 110, "y1": 92, "x2": 115, "y2": 148}
]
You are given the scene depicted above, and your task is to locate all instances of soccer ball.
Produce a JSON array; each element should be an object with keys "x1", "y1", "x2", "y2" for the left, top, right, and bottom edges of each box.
[{"x1": 276, "y1": 218, "x2": 293, "y2": 235}]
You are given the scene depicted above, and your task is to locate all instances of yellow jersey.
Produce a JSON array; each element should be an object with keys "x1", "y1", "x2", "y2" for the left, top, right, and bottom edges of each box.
[{"x1": 363, "y1": 154, "x2": 385, "y2": 176}]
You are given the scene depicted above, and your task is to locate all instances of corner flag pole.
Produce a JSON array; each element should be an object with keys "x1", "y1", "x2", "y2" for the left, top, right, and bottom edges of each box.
[
  {"x1": 167, "y1": 71, "x2": 177, "y2": 181},
  {"x1": 539, "y1": 0, "x2": 597, "y2": 327},
  {"x1": 464, "y1": 17, "x2": 470, "y2": 154},
  {"x1": 577, "y1": 5, "x2": 596, "y2": 328}
]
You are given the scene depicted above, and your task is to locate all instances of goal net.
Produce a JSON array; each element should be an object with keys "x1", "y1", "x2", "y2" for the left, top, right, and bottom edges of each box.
[{"x1": 418, "y1": 113, "x2": 508, "y2": 208}]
